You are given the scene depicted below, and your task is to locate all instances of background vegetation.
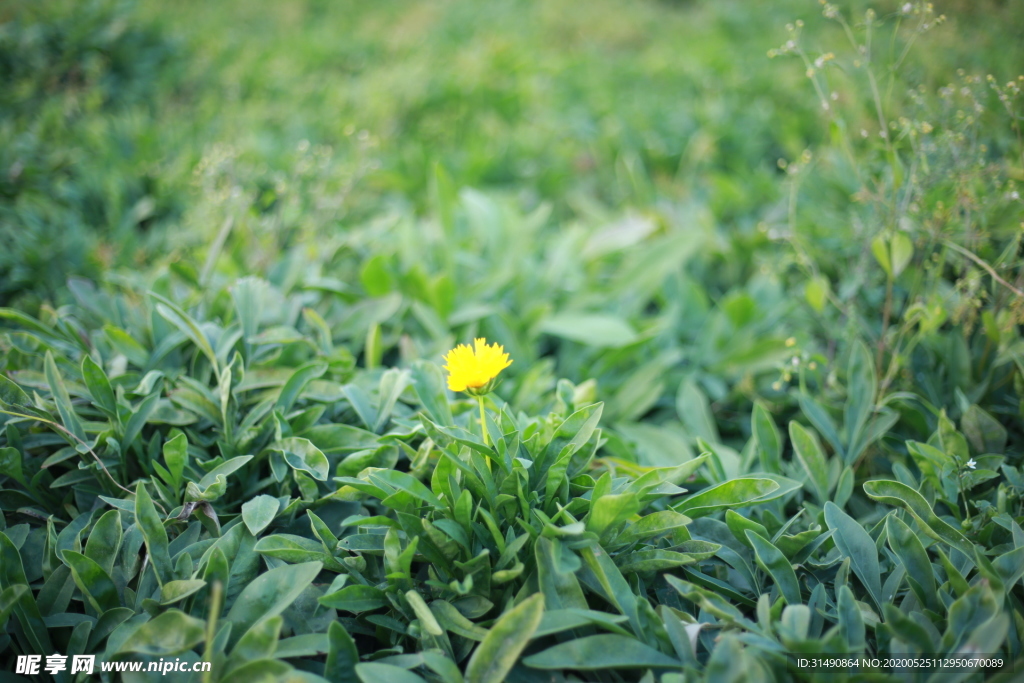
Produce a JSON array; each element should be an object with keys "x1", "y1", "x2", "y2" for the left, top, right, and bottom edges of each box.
[{"x1": 1, "y1": 0, "x2": 1023, "y2": 681}]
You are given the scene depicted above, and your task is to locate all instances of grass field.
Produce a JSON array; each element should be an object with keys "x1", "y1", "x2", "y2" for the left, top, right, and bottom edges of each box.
[{"x1": 2, "y1": 0, "x2": 1024, "y2": 681}]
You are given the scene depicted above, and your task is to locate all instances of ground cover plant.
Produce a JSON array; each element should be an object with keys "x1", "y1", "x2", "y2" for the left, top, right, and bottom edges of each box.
[{"x1": 1, "y1": 0, "x2": 1024, "y2": 681}]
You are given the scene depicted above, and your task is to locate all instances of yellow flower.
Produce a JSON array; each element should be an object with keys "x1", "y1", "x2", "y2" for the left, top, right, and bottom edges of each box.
[{"x1": 443, "y1": 338, "x2": 512, "y2": 393}]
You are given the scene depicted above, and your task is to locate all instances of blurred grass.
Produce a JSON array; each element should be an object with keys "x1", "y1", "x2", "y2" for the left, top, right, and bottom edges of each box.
[{"x1": 1, "y1": 0, "x2": 1023, "y2": 306}]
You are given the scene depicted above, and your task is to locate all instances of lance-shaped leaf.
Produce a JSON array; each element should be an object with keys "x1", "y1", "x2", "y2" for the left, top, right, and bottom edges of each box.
[
  {"x1": 788, "y1": 421, "x2": 829, "y2": 503},
  {"x1": 325, "y1": 621, "x2": 359, "y2": 682},
  {"x1": 152, "y1": 293, "x2": 220, "y2": 376},
  {"x1": 116, "y1": 609, "x2": 206, "y2": 656},
  {"x1": 674, "y1": 478, "x2": 780, "y2": 517},
  {"x1": 44, "y1": 351, "x2": 85, "y2": 441},
  {"x1": 465, "y1": 593, "x2": 545, "y2": 683},
  {"x1": 746, "y1": 531, "x2": 801, "y2": 605},
  {"x1": 752, "y1": 401, "x2": 783, "y2": 473},
  {"x1": 63, "y1": 551, "x2": 120, "y2": 613},
  {"x1": 862, "y1": 480, "x2": 974, "y2": 557},
  {"x1": 224, "y1": 561, "x2": 322, "y2": 646},
  {"x1": 269, "y1": 438, "x2": 328, "y2": 481},
  {"x1": 885, "y1": 513, "x2": 938, "y2": 611},
  {"x1": 275, "y1": 361, "x2": 328, "y2": 413},
  {"x1": 824, "y1": 502, "x2": 883, "y2": 610},
  {"x1": 319, "y1": 585, "x2": 388, "y2": 614},
  {"x1": 524, "y1": 634, "x2": 681, "y2": 670},
  {"x1": 135, "y1": 482, "x2": 173, "y2": 586},
  {"x1": 82, "y1": 355, "x2": 117, "y2": 419},
  {"x1": 366, "y1": 469, "x2": 444, "y2": 509},
  {"x1": 843, "y1": 340, "x2": 876, "y2": 458}
]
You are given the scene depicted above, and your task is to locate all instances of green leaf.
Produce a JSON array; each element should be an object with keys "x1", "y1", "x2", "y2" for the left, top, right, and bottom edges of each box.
[
  {"x1": 535, "y1": 609, "x2": 631, "y2": 637},
  {"x1": 302, "y1": 423, "x2": 381, "y2": 454},
  {"x1": 0, "y1": 374, "x2": 31, "y2": 406},
  {"x1": 82, "y1": 356, "x2": 117, "y2": 418},
  {"x1": 405, "y1": 590, "x2": 443, "y2": 636},
  {"x1": 224, "y1": 561, "x2": 323, "y2": 646},
  {"x1": 577, "y1": 545, "x2": 641, "y2": 636},
  {"x1": 220, "y1": 660, "x2": 294, "y2": 683},
  {"x1": 0, "y1": 584, "x2": 29, "y2": 630},
  {"x1": 862, "y1": 480, "x2": 974, "y2": 557},
  {"x1": 941, "y1": 583, "x2": 1000, "y2": 653},
  {"x1": 836, "y1": 584, "x2": 865, "y2": 651},
  {"x1": 961, "y1": 405, "x2": 1008, "y2": 454},
  {"x1": 871, "y1": 233, "x2": 892, "y2": 277},
  {"x1": 676, "y1": 379, "x2": 719, "y2": 444},
  {"x1": 160, "y1": 579, "x2": 207, "y2": 605},
  {"x1": 885, "y1": 513, "x2": 938, "y2": 610},
  {"x1": 843, "y1": 341, "x2": 876, "y2": 460},
  {"x1": 153, "y1": 294, "x2": 220, "y2": 376},
  {"x1": 788, "y1": 421, "x2": 829, "y2": 503},
  {"x1": 84, "y1": 509, "x2": 122, "y2": 576},
  {"x1": 805, "y1": 275, "x2": 830, "y2": 313},
  {"x1": 523, "y1": 634, "x2": 681, "y2": 670},
  {"x1": 368, "y1": 469, "x2": 444, "y2": 509},
  {"x1": 410, "y1": 360, "x2": 454, "y2": 427},
  {"x1": 752, "y1": 402, "x2": 782, "y2": 473},
  {"x1": 674, "y1": 478, "x2": 780, "y2": 518},
  {"x1": 430, "y1": 600, "x2": 489, "y2": 641},
  {"x1": 103, "y1": 325, "x2": 150, "y2": 367},
  {"x1": 0, "y1": 532, "x2": 52, "y2": 652},
  {"x1": 122, "y1": 392, "x2": 160, "y2": 450},
  {"x1": 617, "y1": 510, "x2": 692, "y2": 545},
  {"x1": 356, "y1": 663, "x2": 426, "y2": 683},
  {"x1": 254, "y1": 534, "x2": 326, "y2": 564},
  {"x1": 725, "y1": 509, "x2": 768, "y2": 548},
  {"x1": 360, "y1": 254, "x2": 394, "y2": 296},
  {"x1": 270, "y1": 438, "x2": 329, "y2": 481},
  {"x1": 992, "y1": 545, "x2": 1024, "y2": 590},
  {"x1": 117, "y1": 609, "x2": 206, "y2": 655},
  {"x1": 63, "y1": 551, "x2": 120, "y2": 613},
  {"x1": 795, "y1": 391, "x2": 843, "y2": 457},
  {"x1": 465, "y1": 593, "x2": 545, "y2": 683},
  {"x1": 823, "y1": 502, "x2": 882, "y2": 610},
  {"x1": 0, "y1": 446, "x2": 25, "y2": 486},
  {"x1": 325, "y1": 621, "x2": 359, "y2": 682},
  {"x1": 198, "y1": 455, "x2": 253, "y2": 490},
  {"x1": 890, "y1": 232, "x2": 913, "y2": 277},
  {"x1": 586, "y1": 492, "x2": 640, "y2": 537},
  {"x1": 44, "y1": 351, "x2": 85, "y2": 441},
  {"x1": 745, "y1": 531, "x2": 801, "y2": 605},
  {"x1": 275, "y1": 361, "x2": 328, "y2": 413},
  {"x1": 226, "y1": 615, "x2": 282, "y2": 674},
  {"x1": 373, "y1": 368, "x2": 410, "y2": 433},
  {"x1": 422, "y1": 652, "x2": 464, "y2": 683},
  {"x1": 319, "y1": 585, "x2": 388, "y2": 613},
  {"x1": 242, "y1": 495, "x2": 281, "y2": 536},
  {"x1": 162, "y1": 431, "x2": 188, "y2": 491},
  {"x1": 135, "y1": 482, "x2": 173, "y2": 586},
  {"x1": 230, "y1": 276, "x2": 271, "y2": 341},
  {"x1": 538, "y1": 313, "x2": 638, "y2": 347},
  {"x1": 616, "y1": 543, "x2": 718, "y2": 573},
  {"x1": 535, "y1": 537, "x2": 587, "y2": 611}
]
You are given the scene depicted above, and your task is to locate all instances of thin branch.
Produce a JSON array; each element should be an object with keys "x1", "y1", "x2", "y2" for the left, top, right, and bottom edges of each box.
[
  {"x1": 1, "y1": 407, "x2": 140, "y2": 501},
  {"x1": 943, "y1": 240, "x2": 1024, "y2": 298}
]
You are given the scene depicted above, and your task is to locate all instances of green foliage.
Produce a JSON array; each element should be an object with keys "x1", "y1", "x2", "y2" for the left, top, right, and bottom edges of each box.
[
  {"x1": 1, "y1": 0, "x2": 1024, "y2": 681},
  {"x1": 0, "y1": 0, "x2": 181, "y2": 305},
  {"x1": 0, "y1": 249, "x2": 1022, "y2": 679}
]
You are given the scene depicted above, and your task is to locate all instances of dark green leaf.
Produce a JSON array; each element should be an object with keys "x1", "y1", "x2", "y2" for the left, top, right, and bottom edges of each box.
[
  {"x1": 465, "y1": 593, "x2": 545, "y2": 683},
  {"x1": 524, "y1": 634, "x2": 680, "y2": 669}
]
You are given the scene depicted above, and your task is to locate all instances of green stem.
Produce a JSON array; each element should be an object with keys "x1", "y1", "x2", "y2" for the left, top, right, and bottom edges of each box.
[
  {"x1": 478, "y1": 395, "x2": 489, "y2": 447},
  {"x1": 954, "y1": 458, "x2": 973, "y2": 525},
  {"x1": 202, "y1": 579, "x2": 223, "y2": 683}
]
